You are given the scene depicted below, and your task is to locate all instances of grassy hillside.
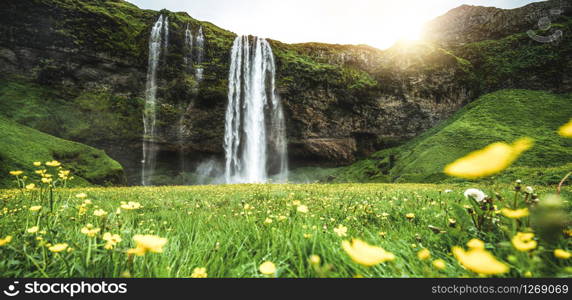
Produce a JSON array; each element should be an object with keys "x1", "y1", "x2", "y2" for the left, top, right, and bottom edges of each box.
[
  {"x1": 0, "y1": 117, "x2": 125, "y2": 188},
  {"x1": 332, "y1": 90, "x2": 572, "y2": 185},
  {"x1": 453, "y1": 18, "x2": 572, "y2": 94}
]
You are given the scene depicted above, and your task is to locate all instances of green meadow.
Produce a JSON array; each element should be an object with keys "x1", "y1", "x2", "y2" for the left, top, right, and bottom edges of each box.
[{"x1": 0, "y1": 175, "x2": 570, "y2": 278}]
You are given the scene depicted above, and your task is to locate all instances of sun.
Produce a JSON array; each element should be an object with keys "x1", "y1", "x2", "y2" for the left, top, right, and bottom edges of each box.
[
  {"x1": 368, "y1": 2, "x2": 431, "y2": 49},
  {"x1": 395, "y1": 20, "x2": 424, "y2": 41}
]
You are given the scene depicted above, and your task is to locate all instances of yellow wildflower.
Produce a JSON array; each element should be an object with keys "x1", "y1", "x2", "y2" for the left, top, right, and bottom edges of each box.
[
  {"x1": 94, "y1": 209, "x2": 107, "y2": 217},
  {"x1": 58, "y1": 170, "x2": 70, "y2": 179},
  {"x1": 444, "y1": 138, "x2": 533, "y2": 179},
  {"x1": 49, "y1": 243, "x2": 68, "y2": 253},
  {"x1": 309, "y1": 255, "x2": 321, "y2": 265},
  {"x1": 417, "y1": 248, "x2": 431, "y2": 260},
  {"x1": 263, "y1": 218, "x2": 273, "y2": 224},
  {"x1": 41, "y1": 177, "x2": 52, "y2": 184},
  {"x1": 558, "y1": 119, "x2": 572, "y2": 137},
  {"x1": 342, "y1": 239, "x2": 395, "y2": 266},
  {"x1": 27, "y1": 226, "x2": 39, "y2": 234},
  {"x1": 452, "y1": 246, "x2": 509, "y2": 275},
  {"x1": 0, "y1": 236, "x2": 13, "y2": 246},
  {"x1": 524, "y1": 271, "x2": 533, "y2": 277},
  {"x1": 554, "y1": 249, "x2": 571, "y2": 259},
  {"x1": 511, "y1": 232, "x2": 537, "y2": 252},
  {"x1": 81, "y1": 224, "x2": 101, "y2": 237},
  {"x1": 405, "y1": 213, "x2": 415, "y2": 220},
  {"x1": 103, "y1": 233, "x2": 122, "y2": 250},
  {"x1": 45, "y1": 160, "x2": 61, "y2": 167},
  {"x1": 29, "y1": 205, "x2": 42, "y2": 212},
  {"x1": 120, "y1": 201, "x2": 142, "y2": 210},
  {"x1": 78, "y1": 204, "x2": 88, "y2": 216},
  {"x1": 432, "y1": 259, "x2": 446, "y2": 270},
  {"x1": 466, "y1": 238, "x2": 485, "y2": 250},
  {"x1": 501, "y1": 208, "x2": 529, "y2": 219},
  {"x1": 127, "y1": 235, "x2": 167, "y2": 256},
  {"x1": 259, "y1": 261, "x2": 276, "y2": 275},
  {"x1": 191, "y1": 267, "x2": 208, "y2": 278},
  {"x1": 25, "y1": 183, "x2": 36, "y2": 190},
  {"x1": 297, "y1": 205, "x2": 309, "y2": 213},
  {"x1": 75, "y1": 193, "x2": 87, "y2": 199},
  {"x1": 333, "y1": 224, "x2": 348, "y2": 237},
  {"x1": 9, "y1": 171, "x2": 23, "y2": 176}
]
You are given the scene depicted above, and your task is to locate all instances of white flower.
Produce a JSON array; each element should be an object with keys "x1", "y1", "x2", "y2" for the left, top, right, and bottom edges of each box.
[
  {"x1": 464, "y1": 188, "x2": 486, "y2": 203},
  {"x1": 525, "y1": 186, "x2": 534, "y2": 194}
]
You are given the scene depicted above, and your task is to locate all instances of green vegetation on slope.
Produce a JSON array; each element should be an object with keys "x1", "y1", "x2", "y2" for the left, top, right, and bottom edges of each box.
[
  {"x1": 0, "y1": 117, "x2": 125, "y2": 188},
  {"x1": 332, "y1": 90, "x2": 572, "y2": 185},
  {"x1": 453, "y1": 17, "x2": 572, "y2": 93},
  {"x1": 0, "y1": 79, "x2": 143, "y2": 145}
]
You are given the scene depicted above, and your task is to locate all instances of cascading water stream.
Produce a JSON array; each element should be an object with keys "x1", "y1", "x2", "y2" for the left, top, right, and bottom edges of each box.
[
  {"x1": 141, "y1": 15, "x2": 168, "y2": 186},
  {"x1": 177, "y1": 23, "x2": 194, "y2": 178},
  {"x1": 184, "y1": 23, "x2": 193, "y2": 68},
  {"x1": 224, "y1": 36, "x2": 288, "y2": 184},
  {"x1": 178, "y1": 23, "x2": 208, "y2": 180},
  {"x1": 195, "y1": 26, "x2": 205, "y2": 81},
  {"x1": 163, "y1": 16, "x2": 169, "y2": 54}
]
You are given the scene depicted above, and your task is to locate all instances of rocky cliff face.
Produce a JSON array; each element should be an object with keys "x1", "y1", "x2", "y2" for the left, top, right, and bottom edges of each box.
[
  {"x1": 0, "y1": 0, "x2": 569, "y2": 184},
  {"x1": 423, "y1": 0, "x2": 572, "y2": 94},
  {"x1": 424, "y1": 0, "x2": 571, "y2": 47}
]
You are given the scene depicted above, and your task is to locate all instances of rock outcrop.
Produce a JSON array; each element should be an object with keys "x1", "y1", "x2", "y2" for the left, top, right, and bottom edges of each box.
[{"x1": 423, "y1": 0, "x2": 571, "y2": 47}]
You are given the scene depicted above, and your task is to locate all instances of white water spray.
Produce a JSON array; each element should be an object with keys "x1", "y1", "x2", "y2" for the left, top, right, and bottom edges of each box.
[{"x1": 224, "y1": 36, "x2": 288, "y2": 184}]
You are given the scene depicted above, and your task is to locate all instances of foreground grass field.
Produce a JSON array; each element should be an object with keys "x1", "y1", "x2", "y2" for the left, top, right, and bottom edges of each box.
[{"x1": 0, "y1": 178, "x2": 570, "y2": 278}]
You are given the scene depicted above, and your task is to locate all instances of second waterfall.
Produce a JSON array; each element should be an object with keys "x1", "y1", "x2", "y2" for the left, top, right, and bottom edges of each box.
[{"x1": 224, "y1": 36, "x2": 288, "y2": 184}]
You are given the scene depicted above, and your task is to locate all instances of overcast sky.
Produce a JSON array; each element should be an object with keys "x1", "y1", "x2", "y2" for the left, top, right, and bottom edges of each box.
[{"x1": 128, "y1": 0, "x2": 545, "y2": 49}]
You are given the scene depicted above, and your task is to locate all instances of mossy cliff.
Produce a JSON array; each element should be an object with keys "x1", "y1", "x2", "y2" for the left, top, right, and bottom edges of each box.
[{"x1": 0, "y1": 0, "x2": 570, "y2": 184}]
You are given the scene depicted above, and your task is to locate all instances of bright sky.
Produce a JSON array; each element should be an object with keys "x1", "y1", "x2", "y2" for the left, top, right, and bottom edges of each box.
[{"x1": 128, "y1": 0, "x2": 542, "y2": 49}]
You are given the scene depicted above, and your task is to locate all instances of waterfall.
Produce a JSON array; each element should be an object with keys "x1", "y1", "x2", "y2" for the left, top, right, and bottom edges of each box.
[
  {"x1": 178, "y1": 23, "x2": 208, "y2": 181},
  {"x1": 184, "y1": 23, "x2": 193, "y2": 68},
  {"x1": 178, "y1": 22, "x2": 194, "y2": 178},
  {"x1": 141, "y1": 15, "x2": 169, "y2": 186},
  {"x1": 163, "y1": 16, "x2": 169, "y2": 55},
  {"x1": 224, "y1": 36, "x2": 288, "y2": 184},
  {"x1": 195, "y1": 26, "x2": 205, "y2": 81},
  {"x1": 183, "y1": 23, "x2": 204, "y2": 81}
]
